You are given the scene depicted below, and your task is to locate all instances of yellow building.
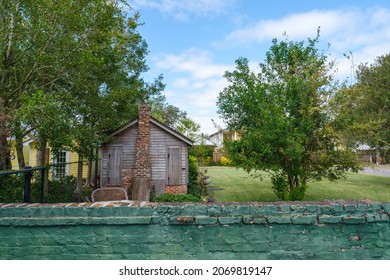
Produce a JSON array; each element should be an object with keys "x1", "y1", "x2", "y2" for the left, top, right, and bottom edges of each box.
[{"x1": 8, "y1": 138, "x2": 88, "y2": 179}]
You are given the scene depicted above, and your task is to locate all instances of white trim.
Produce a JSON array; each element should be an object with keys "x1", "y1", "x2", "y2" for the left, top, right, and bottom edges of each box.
[{"x1": 65, "y1": 151, "x2": 70, "y2": 176}]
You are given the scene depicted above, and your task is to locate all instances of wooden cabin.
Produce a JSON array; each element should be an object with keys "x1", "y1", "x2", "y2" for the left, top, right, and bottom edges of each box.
[{"x1": 100, "y1": 105, "x2": 193, "y2": 199}]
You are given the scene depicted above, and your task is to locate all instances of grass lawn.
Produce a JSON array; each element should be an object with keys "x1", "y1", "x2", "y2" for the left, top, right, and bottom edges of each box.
[{"x1": 205, "y1": 166, "x2": 390, "y2": 202}]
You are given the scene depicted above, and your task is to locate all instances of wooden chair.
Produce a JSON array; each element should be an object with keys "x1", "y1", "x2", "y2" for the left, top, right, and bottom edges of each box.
[{"x1": 91, "y1": 187, "x2": 128, "y2": 202}]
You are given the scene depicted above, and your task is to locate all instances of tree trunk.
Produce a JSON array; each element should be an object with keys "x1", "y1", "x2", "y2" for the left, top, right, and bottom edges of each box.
[
  {"x1": 86, "y1": 158, "x2": 92, "y2": 187},
  {"x1": 15, "y1": 130, "x2": 25, "y2": 169},
  {"x1": 0, "y1": 134, "x2": 11, "y2": 170},
  {"x1": 288, "y1": 174, "x2": 300, "y2": 192},
  {"x1": 36, "y1": 136, "x2": 49, "y2": 197},
  {"x1": 94, "y1": 148, "x2": 99, "y2": 189},
  {"x1": 0, "y1": 98, "x2": 12, "y2": 170}
]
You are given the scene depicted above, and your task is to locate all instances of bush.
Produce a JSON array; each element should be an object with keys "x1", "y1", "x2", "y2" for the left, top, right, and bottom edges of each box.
[
  {"x1": 45, "y1": 176, "x2": 77, "y2": 203},
  {"x1": 188, "y1": 155, "x2": 199, "y2": 185},
  {"x1": 220, "y1": 156, "x2": 232, "y2": 166},
  {"x1": 187, "y1": 183, "x2": 202, "y2": 198},
  {"x1": 189, "y1": 144, "x2": 215, "y2": 166},
  {"x1": 0, "y1": 174, "x2": 25, "y2": 203},
  {"x1": 154, "y1": 193, "x2": 201, "y2": 202},
  {"x1": 0, "y1": 173, "x2": 77, "y2": 203}
]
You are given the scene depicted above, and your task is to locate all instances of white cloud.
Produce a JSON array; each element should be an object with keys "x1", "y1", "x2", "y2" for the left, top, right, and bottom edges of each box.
[
  {"x1": 225, "y1": 9, "x2": 355, "y2": 45},
  {"x1": 155, "y1": 48, "x2": 231, "y2": 79},
  {"x1": 132, "y1": 0, "x2": 237, "y2": 20},
  {"x1": 224, "y1": 8, "x2": 390, "y2": 51},
  {"x1": 172, "y1": 78, "x2": 190, "y2": 88},
  {"x1": 152, "y1": 49, "x2": 233, "y2": 133},
  {"x1": 224, "y1": 7, "x2": 390, "y2": 81}
]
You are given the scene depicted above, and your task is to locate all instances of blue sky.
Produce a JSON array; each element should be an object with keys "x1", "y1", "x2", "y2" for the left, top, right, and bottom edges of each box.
[{"x1": 129, "y1": 0, "x2": 390, "y2": 134}]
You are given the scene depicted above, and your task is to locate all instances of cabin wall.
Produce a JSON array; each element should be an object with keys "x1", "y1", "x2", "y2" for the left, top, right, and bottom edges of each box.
[
  {"x1": 150, "y1": 123, "x2": 188, "y2": 186},
  {"x1": 101, "y1": 122, "x2": 189, "y2": 194}
]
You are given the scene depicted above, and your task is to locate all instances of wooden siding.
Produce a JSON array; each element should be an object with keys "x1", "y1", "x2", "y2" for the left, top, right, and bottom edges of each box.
[
  {"x1": 9, "y1": 145, "x2": 30, "y2": 169},
  {"x1": 101, "y1": 126, "x2": 137, "y2": 186},
  {"x1": 150, "y1": 123, "x2": 188, "y2": 185}
]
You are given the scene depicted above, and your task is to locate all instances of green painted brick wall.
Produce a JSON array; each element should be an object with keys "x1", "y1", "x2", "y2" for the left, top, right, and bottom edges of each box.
[{"x1": 0, "y1": 201, "x2": 389, "y2": 260}]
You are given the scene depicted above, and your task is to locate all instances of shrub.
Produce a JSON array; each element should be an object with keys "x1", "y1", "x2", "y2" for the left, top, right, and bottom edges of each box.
[
  {"x1": 220, "y1": 156, "x2": 232, "y2": 166},
  {"x1": 187, "y1": 183, "x2": 202, "y2": 198},
  {"x1": 44, "y1": 176, "x2": 77, "y2": 203},
  {"x1": 0, "y1": 174, "x2": 25, "y2": 203},
  {"x1": 154, "y1": 193, "x2": 201, "y2": 202},
  {"x1": 188, "y1": 155, "x2": 199, "y2": 185},
  {"x1": 189, "y1": 144, "x2": 215, "y2": 166},
  {"x1": 0, "y1": 173, "x2": 77, "y2": 203}
]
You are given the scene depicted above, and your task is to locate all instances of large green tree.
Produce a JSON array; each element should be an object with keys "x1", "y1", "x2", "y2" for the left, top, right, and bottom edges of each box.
[
  {"x1": 335, "y1": 53, "x2": 390, "y2": 162},
  {"x1": 217, "y1": 32, "x2": 358, "y2": 200},
  {"x1": 0, "y1": 0, "x2": 162, "y2": 172}
]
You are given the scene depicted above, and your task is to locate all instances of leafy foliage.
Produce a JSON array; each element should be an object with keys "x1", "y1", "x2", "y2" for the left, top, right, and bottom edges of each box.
[
  {"x1": 188, "y1": 155, "x2": 199, "y2": 186},
  {"x1": 333, "y1": 53, "x2": 390, "y2": 162},
  {"x1": 150, "y1": 96, "x2": 200, "y2": 141},
  {"x1": 220, "y1": 156, "x2": 232, "y2": 166},
  {"x1": 0, "y1": 174, "x2": 77, "y2": 203},
  {"x1": 154, "y1": 193, "x2": 201, "y2": 203},
  {"x1": 0, "y1": 0, "x2": 163, "y2": 170},
  {"x1": 217, "y1": 30, "x2": 359, "y2": 200},
  {"x1": 189, "y1": 144, "x2": 215, "y2": 166}
]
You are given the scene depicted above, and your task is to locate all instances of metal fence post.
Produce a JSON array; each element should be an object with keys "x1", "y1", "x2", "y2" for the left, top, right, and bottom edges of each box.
[
  {"x1": 40, "y1": 168, "x2": 45, "y2": 203},
  {"x1": 24, "y1": 166, "x2": 32, "y2": 203}
]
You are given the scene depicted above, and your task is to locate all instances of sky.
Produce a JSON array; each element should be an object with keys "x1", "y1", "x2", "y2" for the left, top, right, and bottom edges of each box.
[{"x1": 128, "y1": 0, "x2": 390, "y2": 134}]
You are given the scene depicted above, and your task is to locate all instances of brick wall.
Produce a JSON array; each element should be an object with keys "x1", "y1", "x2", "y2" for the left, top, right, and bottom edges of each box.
[
  {"x1": 0, "y1": 201, "x2": 389, "y2": 260},
  {"x1": 121, "y1": 168, "x2": 133, "y2": 194},
  {"x1": 165, "y1": 185, "x2": 187, "y2": 194}
]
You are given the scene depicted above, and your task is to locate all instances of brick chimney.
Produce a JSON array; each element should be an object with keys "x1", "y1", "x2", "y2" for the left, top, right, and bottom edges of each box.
[
  {"x1": 132, "y1": 104, "x2": 152, "y2": 200},
  {"x1": 135, "y1": 104, "x2": 151, "y2": 179}
]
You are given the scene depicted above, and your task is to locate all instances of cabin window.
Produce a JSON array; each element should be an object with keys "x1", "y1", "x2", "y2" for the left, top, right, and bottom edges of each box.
[{"x1": 52, "y1": 151, "x2": 69, "y2": 178}]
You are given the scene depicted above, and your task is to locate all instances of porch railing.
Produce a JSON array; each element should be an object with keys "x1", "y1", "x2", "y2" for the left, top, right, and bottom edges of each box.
[{"x1": 0, "y1": 166, "x2": 46, "y2": 203}]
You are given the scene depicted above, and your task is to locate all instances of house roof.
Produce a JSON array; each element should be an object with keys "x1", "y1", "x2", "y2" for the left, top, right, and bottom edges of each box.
[
  {"x1": 109, "y1": 116, "x2": 194, "y2": 146},
  {"x1": 209, "y1": 129, "x2": 232, "y2": 138}
]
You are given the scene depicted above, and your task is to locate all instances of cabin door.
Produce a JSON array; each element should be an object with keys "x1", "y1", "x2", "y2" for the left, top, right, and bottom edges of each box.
[
  {"x1": 107, "y1": 146, "x2": 123, "y2": 185},
  {"x1": 167, "y1": 147, "x2": 181, "y2": 185}
]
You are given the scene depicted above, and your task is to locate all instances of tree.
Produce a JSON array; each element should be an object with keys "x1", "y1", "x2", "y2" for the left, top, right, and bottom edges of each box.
[
  {"x1": 217, "y1": 31, "x2": 358, "y2": 200},
  {"x1": 1, "y1": 0, "x2": 162, "y2": 164},
  {"x1": 1, "y1": 1, "x2": 164, "y2": 200},
  {"x1": 332, "y1": 53, "x2": 390, "y2": 163},
  {"x1": 149, "y1": 95, "x2": 200, "y2": 141},
  {"x1": 150, "y1": 96, "x2": 187, "y2": 129},
  {"x1": 176, "y1": 118, "x2": 200, "y2": 141}
]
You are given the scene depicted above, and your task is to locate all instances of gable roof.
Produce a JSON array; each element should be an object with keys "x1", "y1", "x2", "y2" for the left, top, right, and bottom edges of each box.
[{"x1": 109, "y1": 116, "x2": 194, "y2": 146}]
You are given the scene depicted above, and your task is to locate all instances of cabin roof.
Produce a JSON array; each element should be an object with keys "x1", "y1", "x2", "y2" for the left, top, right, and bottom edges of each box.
[{"x1": 108, "y1": 117, "x2": 194, "y2": 146}]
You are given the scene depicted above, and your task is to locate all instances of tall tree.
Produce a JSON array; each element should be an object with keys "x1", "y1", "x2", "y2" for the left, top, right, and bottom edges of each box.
[
  {"x1": 217, "y1": 31, "x2": 358, "y2": 200},
  {"x1": 333, "y1": 53, "x2": 390, "y2": 163},
  {"x1": 1, "y1": 0, "x2": 163, "y2": 172}
]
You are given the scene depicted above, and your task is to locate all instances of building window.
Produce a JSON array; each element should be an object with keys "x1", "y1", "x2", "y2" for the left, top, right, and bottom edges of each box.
[{"x1": 52, "y1": 151, "x2": 68, "y2": 178}]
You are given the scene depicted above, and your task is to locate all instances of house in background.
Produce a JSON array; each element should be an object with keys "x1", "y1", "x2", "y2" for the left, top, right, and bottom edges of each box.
[
  {"x1": 8, "y1": 137, "x2": 88, "y2": 179},
  {"x1": 100, "y1": 105, "x2": 193, "y2": 199},
  {"x1": 209, "y1": 129, "x2": 240, "y2": 163},
  {"x1": 355, "y1": 144, "x2": 384, "y2": 164},
  {"x1": 209, "y1": 129, "x2": 241, "y2": 149}
]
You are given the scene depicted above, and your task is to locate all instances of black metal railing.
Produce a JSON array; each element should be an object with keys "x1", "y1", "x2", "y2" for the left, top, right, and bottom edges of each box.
[{"x1": 0, "y1": 166, "x2": 46, "y2": 203}]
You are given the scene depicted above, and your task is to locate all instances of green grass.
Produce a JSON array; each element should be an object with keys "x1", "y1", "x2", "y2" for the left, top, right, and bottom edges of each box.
[{"x1": 205, "y1": 166, "x2": 390, "y2": 202}]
